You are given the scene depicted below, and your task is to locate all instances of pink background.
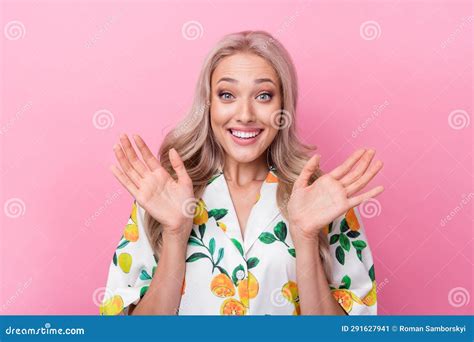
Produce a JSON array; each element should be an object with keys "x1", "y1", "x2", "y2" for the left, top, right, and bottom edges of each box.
[{"x1": 0, "y1": 0, "x2": 472, "y2": 315}]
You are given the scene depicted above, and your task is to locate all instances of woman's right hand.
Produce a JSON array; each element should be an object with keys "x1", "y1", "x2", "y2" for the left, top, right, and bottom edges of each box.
[{"x1": 110, "y1": 133, "x2": 195, "y2": 244}]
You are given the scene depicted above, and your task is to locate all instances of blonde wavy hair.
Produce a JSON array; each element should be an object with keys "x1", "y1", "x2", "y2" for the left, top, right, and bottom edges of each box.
[{"x1": 144, "y1": 30, "x2": 334, "y2": 283}]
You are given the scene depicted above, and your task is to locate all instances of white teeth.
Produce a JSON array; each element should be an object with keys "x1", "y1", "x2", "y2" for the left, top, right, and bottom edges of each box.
[{"x1": 230, "y1": 130, "x2": 261, "y2": 139}]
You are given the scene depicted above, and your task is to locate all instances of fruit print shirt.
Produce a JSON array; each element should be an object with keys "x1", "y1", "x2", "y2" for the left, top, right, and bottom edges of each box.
[{"x1": 100, "y1": 167, "x2": 377, "y2": 316}]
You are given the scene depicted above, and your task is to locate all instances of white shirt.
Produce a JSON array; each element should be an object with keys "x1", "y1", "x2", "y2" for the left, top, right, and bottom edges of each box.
[{"x1": 100, "y1": 167, "x2": 377, "y2": 315}]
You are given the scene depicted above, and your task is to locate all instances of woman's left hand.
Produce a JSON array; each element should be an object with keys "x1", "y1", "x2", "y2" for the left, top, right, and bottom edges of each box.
[{"x1": 287, "y1": 148, "x2": 384, "y2": 243}]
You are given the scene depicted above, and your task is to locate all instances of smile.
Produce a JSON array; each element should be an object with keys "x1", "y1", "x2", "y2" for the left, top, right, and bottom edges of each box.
[{"x1": 227, "y1": 128, "x2": 263, "y2": 146}]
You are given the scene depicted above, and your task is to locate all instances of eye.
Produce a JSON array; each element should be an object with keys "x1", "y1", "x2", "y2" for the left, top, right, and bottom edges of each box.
[
  {"x1": 218, "y1": 91, "x2": 234, "y2": 101},
  {"x1": 257, "y1": 92, "x2": 273, "y2": 101}
]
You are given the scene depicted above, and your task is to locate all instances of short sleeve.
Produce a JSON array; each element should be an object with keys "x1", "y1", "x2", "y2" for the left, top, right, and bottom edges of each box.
[
  {"x1": 99, "y1": 200, "x2": 158, "y2": 315},
  {"x1": 326, "y1": 206, "x2": 377, "y2": 315}
]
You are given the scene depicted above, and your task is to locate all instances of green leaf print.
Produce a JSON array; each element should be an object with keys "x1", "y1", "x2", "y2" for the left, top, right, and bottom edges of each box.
[
  {"x1": 339, "y1": 275, "x2": 351, "y2": 289},
  {"x1": 152, "y1": 266, "x2": 156, "y2": 277},
  {"x1": 340, "y1": 218, "x2": 350, "y2": 233},
  {"x1": 113, "y1": 252, "x2": 117, "y2": 266},
  {"x1": 209, "y1": 238, "x2": 215, "y2": 256},
  {"x1": 186, "y1": 252, "x2": 210, "y2": 263},
  {"x1": 369, "y1": 265, "x2": 375, "y2": 282},
  {"x1": 198, "y1": 224, "x2": 206, "y2": 239},
  {"x1": 116, "y1": 240, "x2": 130, "y2": 249},
  {"x1": 140, "y1": 270, "x2": 152, "y2": 280},
  {"x1": 339, "y1": 234, "x2": 351, "y2": 252},
  {"x1": 329, "y1": 234, "x2": 340, "y2": 245},
  {"x1": 356, "y1": 249, "x2": 363, "y2": 262},
  {"x1": 346, "y1": 231, "x2": 360, "y2": 238},
  {"x1": 247, "y1": 257, "x2": 260, "y2": 269},
  {"x1": 274, "y1": 221, "x2": 287, "y2": 242},
  {"x1": 140, "y1": 285, "x2": 149, "y2": 298},
  {"x1": 288, "y1": 248, "x2": 296, "y2": 257},
  {"x1": 208, "y1": 208, "x2": 228, "y2": 220},
  {"x1": 259, "y1": 232, "x2": 277, "y2": 244},
  {"x1": 188, "y1": 237, "x2": 203, "y2": 247},
  {"x1": 216, "y1": 248, "x2": 224, "y2": 265},
  {"x1": 336, "y1": 246, "x2": 345, "y2": 265},
  {"x1": 352, "y1": 240, "x2": 367, "y2": 250},
  {"x1": 231, "y1": 238, "x2": 244, "y2": 256},
  {"x1": 190, "y1": 229, "x2": 198, "y2": 238},
  {"x1": 207, "y1": 173, "x2": 221, "y2": 185},
  {"x1": 328, "y1": 221, "x2": 333, "y2": 234}
]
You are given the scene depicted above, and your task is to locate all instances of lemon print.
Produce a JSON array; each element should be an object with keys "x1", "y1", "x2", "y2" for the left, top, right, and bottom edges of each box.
[
  {"x1": 331, "y1": 289, "x2": 363, "y2": 313},
  {"x1": 265, "y1": 172, "x2": 278, "y2": 183},
  {"x1": 217, "y1": 221, "x2": 227, "y2": 232},
  {"x1": 124, "y1": 223, "x2": 139, "y2": 242},
  {"x1": 193, "y1": 199, "x2": 208, "y2": 225},
  {"x1": 210, "y1": 273, "x2": 235, "y2": 297},
  {"x1": 361, "y1": 281, "x2": 377, "y2": 306},
  {"x1": 131, "y1": 202, "x2": 137, "y2": 224},
  {"x1": 118, "y1": 253, "x2": 132, "y2": 273},
  {"x1": 293, "y1": 302, "x2": 301, "y2": 315},
  {"x1": 345, "y1": 208, "x2": 360, "y2": 231},
  {"x1": 255, "y1": 192, "x2": 261, "y2": 203},
  {"x1": 99, "y1": 295, "x2": 124, "y2": 315},
  {"x1": 220, "y1": 298, "x2": 247, "y2": 315},
  {"x1": 282, "y1": 281, "x2": 299, "y2": 303},
  {"x1": 181, "y1": 277, "x2": 186, "y2": 295},
  {"x1": 322, "y1": 224, "x2": 329, "y2": 235},
  {"x1": 237, "y1": 272, "x2": 259, "y2": 307}
]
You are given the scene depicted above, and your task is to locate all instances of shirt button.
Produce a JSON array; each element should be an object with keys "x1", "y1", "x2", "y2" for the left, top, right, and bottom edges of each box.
[{"x1": 236, "y1": 269, "x2": 245, "y2": 280}]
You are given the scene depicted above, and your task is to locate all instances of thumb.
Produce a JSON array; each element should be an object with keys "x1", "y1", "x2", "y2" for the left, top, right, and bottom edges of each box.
[
  {"x1": 294, "y1": 154, "x2": 321, "y2": 190},
  {"x1": 169, "y1": 148, "x2": 191, "y2": 185}
]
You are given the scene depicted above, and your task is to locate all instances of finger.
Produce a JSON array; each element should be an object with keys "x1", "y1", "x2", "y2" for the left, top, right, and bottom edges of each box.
[
  {"x1": 294, "y1": 154, "x2": 321, "y2": 190},
  {"x1": 169, "y1": 148, "x2": 192, "y2": 185},
  {"x1": 119, "y1": 133, "x2": 149, "y2": 177},
  {"x1": 347, "y1": 185, "x2": 384, "y2": 208},
  {"x1": 340, "y1": 149, "x2": 376, "y2": 187},
  {"x1": 133, "y1": 134, "x2": 161, "y2": 172},
  {"x1": 113, "y1": 144, "x2": 142, "y2": 188},
  {"x1": 329, "y1": 148, "x2": 366, "y2": 180},
  {"x1": 345, "y1": 160, "x2": 384, "y2": 197},
  {"x1": 109, "y1": 163, "x2": 139, "y2": 197}
]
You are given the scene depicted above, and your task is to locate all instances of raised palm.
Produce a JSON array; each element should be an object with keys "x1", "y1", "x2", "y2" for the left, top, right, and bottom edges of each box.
[
  {"x1": 287, "y1": 149, "x2": 384, "y2": 240},
  {"x1": 110, "y1": 134, "x2": 195, "y2": 238}
]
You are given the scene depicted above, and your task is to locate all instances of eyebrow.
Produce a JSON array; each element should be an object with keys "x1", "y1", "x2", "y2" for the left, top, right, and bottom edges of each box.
[{"x1": 216, "y1": 77, "x2": 276, "y2": 85}]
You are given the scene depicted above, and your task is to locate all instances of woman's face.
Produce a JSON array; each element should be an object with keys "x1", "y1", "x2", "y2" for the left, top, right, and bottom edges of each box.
[{"x1": 210, "y1": 53, "x2": 282, "y2": 166}]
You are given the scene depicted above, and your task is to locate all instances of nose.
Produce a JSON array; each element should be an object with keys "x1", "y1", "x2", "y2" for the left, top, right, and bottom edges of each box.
[{"x1": 235, "y1": 99, "x2": 255, "y2": 123}]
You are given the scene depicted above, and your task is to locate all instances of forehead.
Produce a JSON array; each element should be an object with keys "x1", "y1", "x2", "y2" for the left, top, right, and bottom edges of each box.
[{"x1": 212, "y1": 53, "x2": 278, "y2": 83}]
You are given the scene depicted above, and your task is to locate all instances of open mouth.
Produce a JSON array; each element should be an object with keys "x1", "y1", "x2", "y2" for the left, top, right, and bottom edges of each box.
[{"x1": 228, "y1": 128, "x2": 263, "y2": 140}]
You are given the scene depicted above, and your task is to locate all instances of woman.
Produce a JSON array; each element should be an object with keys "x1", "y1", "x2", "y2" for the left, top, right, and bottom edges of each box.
[{"x1": 100, "y1": 30, "x2": 384, "y2": 316}]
